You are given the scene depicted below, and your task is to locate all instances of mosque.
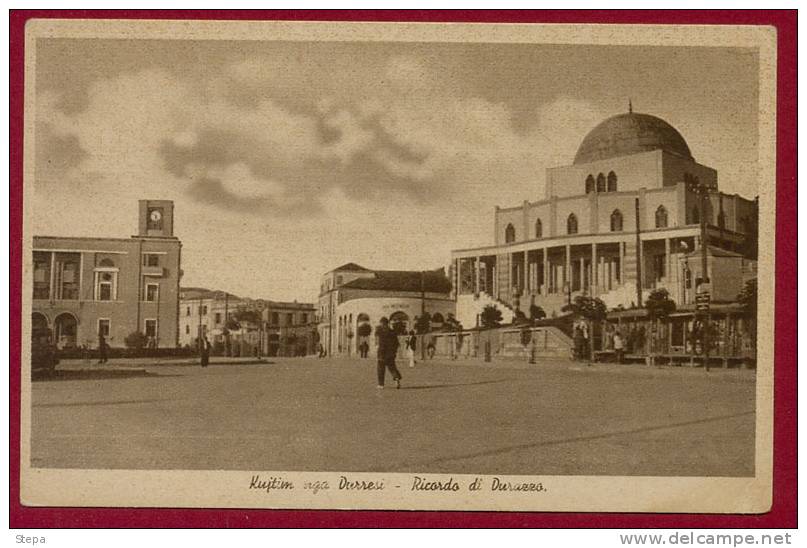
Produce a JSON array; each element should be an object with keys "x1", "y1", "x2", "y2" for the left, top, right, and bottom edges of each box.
[{"x1": 451, "y1": 108, "x2": 758, "y2": 329}]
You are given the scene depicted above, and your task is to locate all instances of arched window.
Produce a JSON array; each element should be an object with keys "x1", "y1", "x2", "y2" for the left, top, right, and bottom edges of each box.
[
  {"x1": 610, "y1": 209, "x2": 623, "y2": 232},
  {"x1": 535, "y1": 218, "x2": 543, "y2": 239},
  {"x1": 567, "y1": 214, "x2": 578, "y2": 235},
  {"x1": 505, "y1": 223, "x2": 516, "y2": 243},
  {"x1": 585, "y1": 175, "x2": 595, "y2": 194},
  {"x1": 691, "y1": 206, "x2": 700, "y2": 224},
  {"x1": 655, "y1": 205, "x2": 668, "y2": 228},
  {"x1": 596, "y1": 173, "x2": 606, "y2": 193},
  {"x1": 431, "y1": 312, "x2": 445, "y2": 324},
  {"x1": 607, "y1": 171, "x2": 617, "y2": 192}
]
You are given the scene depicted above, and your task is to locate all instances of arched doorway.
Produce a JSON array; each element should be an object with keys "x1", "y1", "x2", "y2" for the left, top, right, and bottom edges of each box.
[
  {"x1": 389, "y1": 311, "x2": 409, "y2": 335},
  {"x1": 53, "y1": 312, "x2": 78, "y2": 349},
  {"x1": 32, "y1": 313, "x2": 50, "y2": 347}
]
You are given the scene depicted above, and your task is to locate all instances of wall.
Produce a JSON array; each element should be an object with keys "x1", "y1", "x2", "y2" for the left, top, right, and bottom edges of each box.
[
  {"x1": 546, "y1": 150, "x2": 663, "y2": 199},
  {"x1": 32, "y1": 235, "x2": 181, "y2": 348},
  {"x1": 328, "y1": 295, "x2": 455, "y2": 356}
]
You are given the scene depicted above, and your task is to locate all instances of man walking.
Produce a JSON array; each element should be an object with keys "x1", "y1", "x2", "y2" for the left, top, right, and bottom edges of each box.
[
  {"x1": 200, "y1": 336, "x2": 211, "y2": 368},
  {"x1": 375, "y1": 317, "x2": 402, "y2": 389},
  {"x1": 97, "y1": 332, "x2": 108, "y2": 364},
  {"x1": 613, "y1": 330, "x2": 625, "y2": 364}
]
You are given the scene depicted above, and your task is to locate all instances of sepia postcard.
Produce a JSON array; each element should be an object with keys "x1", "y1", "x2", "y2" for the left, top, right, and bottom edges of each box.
[{"x1": 18, "y1": 18, "x2": 776, "y2": 513}]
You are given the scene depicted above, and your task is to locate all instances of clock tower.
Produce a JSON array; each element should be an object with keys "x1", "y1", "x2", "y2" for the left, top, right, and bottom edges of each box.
[{"x1": 137, "y1": 199, "x2": 175, "y2": 237}]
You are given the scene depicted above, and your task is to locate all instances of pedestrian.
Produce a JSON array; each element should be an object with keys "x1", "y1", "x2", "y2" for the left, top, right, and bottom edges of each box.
[
  {"x1": 406, "y1": 330, "x2": 417, "y2": 368},
  {"x1": 375, "y1": 317, "x2": 402, "y2": 389},
  {"x1": 360, "y1": 340, "x2": 369, "y2": 358},
  {"x1": 426, "y1": 339, "x2": 436, "y2": 359},
  {"x1": 613, "y1": 331, "x2": 624, "y2": 364},
  {"x1": 573, "y1": 325, "x2": 585, "y2": 360},
  {"x1": 318, "y1": 343, "x2": 326, "y2": 358},
  {"x1": 200, "y1": 336, "x2": 211, "y2": 368},
  {"x1": 97, "y1": 332, "x2": 108, "y2": 364}
]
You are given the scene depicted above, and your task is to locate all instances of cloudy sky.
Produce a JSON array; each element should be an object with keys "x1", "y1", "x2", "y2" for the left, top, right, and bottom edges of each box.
[{"x1": 32, "y1": 38, "x2": 759, "y2": 302}]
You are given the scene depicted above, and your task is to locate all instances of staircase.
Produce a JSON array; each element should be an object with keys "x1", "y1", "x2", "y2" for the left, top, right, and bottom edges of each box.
[
  {"x1": 456, "y1": 291, "x2": 515, "y2": 328},
  {"x1": 498, "y1": 326, "x2": 575, "y2": 360}
]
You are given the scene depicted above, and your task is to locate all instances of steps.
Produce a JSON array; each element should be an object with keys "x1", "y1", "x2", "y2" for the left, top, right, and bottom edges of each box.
[{"x1": 456, "y1": 291, "x2": 515, "y2": 328}]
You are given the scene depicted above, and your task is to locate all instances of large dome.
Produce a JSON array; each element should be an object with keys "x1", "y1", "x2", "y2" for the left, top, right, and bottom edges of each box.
[{"x1": 573, "y1": 112, "x2": 693, "y2": 165}]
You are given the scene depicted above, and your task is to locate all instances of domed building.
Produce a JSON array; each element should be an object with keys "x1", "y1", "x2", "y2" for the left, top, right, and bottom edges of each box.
[{"x1": 451, "y1": 109, "x2": 758, "y2": 343}]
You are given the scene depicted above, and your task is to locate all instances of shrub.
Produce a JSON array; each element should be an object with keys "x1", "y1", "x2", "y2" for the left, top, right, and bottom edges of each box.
[{"x1": 124, "y1": 331, "x2": 148, "y2": 349}]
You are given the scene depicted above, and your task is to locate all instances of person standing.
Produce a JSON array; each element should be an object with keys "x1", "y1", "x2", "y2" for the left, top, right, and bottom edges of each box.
[
  {"x1": 406, "y1": 330, "x2": 417, "y2": 368},
  {"x1": 375, "y1": 317, "x2": 402, "y2": 389},
  {"x1": 97, "y1": 332, "x2": 108, "y2": 364},
  {"x1": 613, "y1": 331, "x2": 625, "y2": 364},
  {"x1": 200, "y1": 336, "x2": 211, "y2": 368}
]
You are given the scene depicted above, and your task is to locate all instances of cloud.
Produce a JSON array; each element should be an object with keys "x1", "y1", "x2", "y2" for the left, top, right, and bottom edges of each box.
[{"x1": 35, "y1": 54, "x2": 609, "y2": 233}]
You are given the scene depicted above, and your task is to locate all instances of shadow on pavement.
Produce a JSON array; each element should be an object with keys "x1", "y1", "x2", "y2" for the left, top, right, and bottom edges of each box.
[
  {"x1": 400, "y1": 379, "x2": 516, "y2": 391},
  {"x1": 33, "y1": 397, "x2": 181, "y2": 408},
  {"x1": 32, "y1": 369, "x2": 181, "y2": 382}
]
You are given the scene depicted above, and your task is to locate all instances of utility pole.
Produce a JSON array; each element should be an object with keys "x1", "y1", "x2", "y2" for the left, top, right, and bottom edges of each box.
[
  {"x1": 634, "y1": 197, "x2": 643, "y2": 307},
  {"x1": 696, "y1": 176, "x2": 711, "y2": 372}
]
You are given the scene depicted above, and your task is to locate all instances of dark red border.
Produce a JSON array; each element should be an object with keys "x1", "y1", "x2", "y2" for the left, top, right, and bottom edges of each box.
[{"x1": 9, "y1": 10, "x2": 796, "y2": 528}]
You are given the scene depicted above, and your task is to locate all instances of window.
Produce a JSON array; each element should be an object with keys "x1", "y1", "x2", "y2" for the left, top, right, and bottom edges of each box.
[
  {"x1": 185, "y1": 325, "x2": 190, "y2": 334},
  {"x1": 535, "y1": 218, "x2": 543, "y2": 239},
  {"x1": 95, "y1": 271, "x2": 116, "y2": 300},
  {"x1": 336, "y1": 275, "x2": 343, "y2": 285},
  {"x1": 201, "y1": 305, "x2": 208, "y2": 315},
  {"x1": 98, "y1": 319, "x2": 110, "y2": 337},
  {"x1": 55, "y1": 253, "x2": 81, "y2": 300},
  {"x1": 653, "y1": 254, "x2": 665, "y2": 282},
  {"x1": 286, "y1": 313, "x2": 294, "y2": 326},
  {"x1": 186, "y1": 306, "x2": 191, "y2": 316},
  {"x1": 145, "y1": 283, "x2": 159, "y2": 302},
  {"x1": 596, "y1": 173, "x2": 606, "y2": 193},
  {"x1": 215, "y1": 312, "x2": 222, "y2": 324},
  {"x1": 585, "y1": 175, "x2": 595, "y2": 194},
  {"x1": 691, "y1": 206, "x2": 700, "y2": 224},
  {"x1": 143, "y1": 254, "x2": 160, "y2": 267},
  {"x1": 301, "y1": 313, "x2": 308, "y2": 324},
  {"x1": 607, "y1": 171, "x2": 617, "y2": 192},
  {"x1": 655, "y1": 206, "x2": 668, "y2": 228},
  {"x1": 567, "y1": 214, "x2": 578, "y2": 235},
  {"x1": 33, "y1": 251, "x2": 51, "y2": 299},
  {"x1": 144, "y1": 319, "x2": 157, "y2": 338},
  {"x1": 610, "y1": 209, "x2": 623, "y2": 232},
  {"x1": 505, "y1": 223, "x2": 516, "y2": 243},
  {"x1": 271, "y1": 312, "x2": 279, "y2": 325}
]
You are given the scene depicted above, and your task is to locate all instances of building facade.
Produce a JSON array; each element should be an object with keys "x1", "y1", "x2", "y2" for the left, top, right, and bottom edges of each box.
[
  {"x1": 32, "y1": 200, "x2": 182, "y2": 349},
  {"x1": 318, "y1": 263, "x2": 455, "y2": 357},
  {"x1": 451, "y1": 110, "x2": 758, "y2": 327},
  {"x1": 179, "y1": 288, "x2": 316, "y2": 356}
]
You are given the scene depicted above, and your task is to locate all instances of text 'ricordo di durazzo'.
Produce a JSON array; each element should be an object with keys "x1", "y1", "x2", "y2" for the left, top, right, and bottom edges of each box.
[{"x1": 248, "y1": 475, "x2": 547, "y2": 494}]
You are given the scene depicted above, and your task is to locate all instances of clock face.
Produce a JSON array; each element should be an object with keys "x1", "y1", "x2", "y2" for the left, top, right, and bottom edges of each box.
[{"x1": 149, "y1": 209, "x2": 162, "y2": 222}]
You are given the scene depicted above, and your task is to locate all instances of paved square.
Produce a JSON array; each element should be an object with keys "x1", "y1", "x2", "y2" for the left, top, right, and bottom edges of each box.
[{"x1": 30, "y1": 357, "x2": 755, "y2": 476}]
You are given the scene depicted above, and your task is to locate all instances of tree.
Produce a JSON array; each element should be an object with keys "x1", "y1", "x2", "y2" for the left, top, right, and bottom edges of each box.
[
  {"x1": 529, "y1": 304, "x2": 546, "y2": 322},
  {"x1": 356, "y1": 323, "x2": 372, "y2": 338},
  {"x1": 562, "y1": 295, "x2": 607, "y2": 323},
  {"x1": 233, "y1": 309, "x2": 261, "y2": 326},
  {"x1": 480, "y1": 304, "x2": 503, "y2": 329},
  {"x1": 737, "y1": 278, "x2": 758, "y2": 344},
  {"x1": 562, "y1": 296, "x2": 607, "y2": 362},
  {"x1": 645, "y1": 288, "x2": 676, "y2": 362},
  {"x1": 124, "y1": 331, "x2": 148, "y2": 350},
  {"x1": 414, "y1": 313, "x2": 432, "y2": 335},
  {"x1": 737, "y1": 278, "x2": 757, "y2": 318},
  {"x1": 512, "y1": 309, "x2": 529, "y2": 325}
]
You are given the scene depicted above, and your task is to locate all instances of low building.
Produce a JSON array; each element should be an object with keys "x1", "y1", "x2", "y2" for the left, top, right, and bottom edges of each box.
[
  {"x1": 32, "y1": 200, "x2": 182, "y2": 349},
  {"x1": 317, "y1": 263, "x2": 455, "y2": 357},
  {"x1": 179, "y1": 288, "x2": 316, "y2": 356}
]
